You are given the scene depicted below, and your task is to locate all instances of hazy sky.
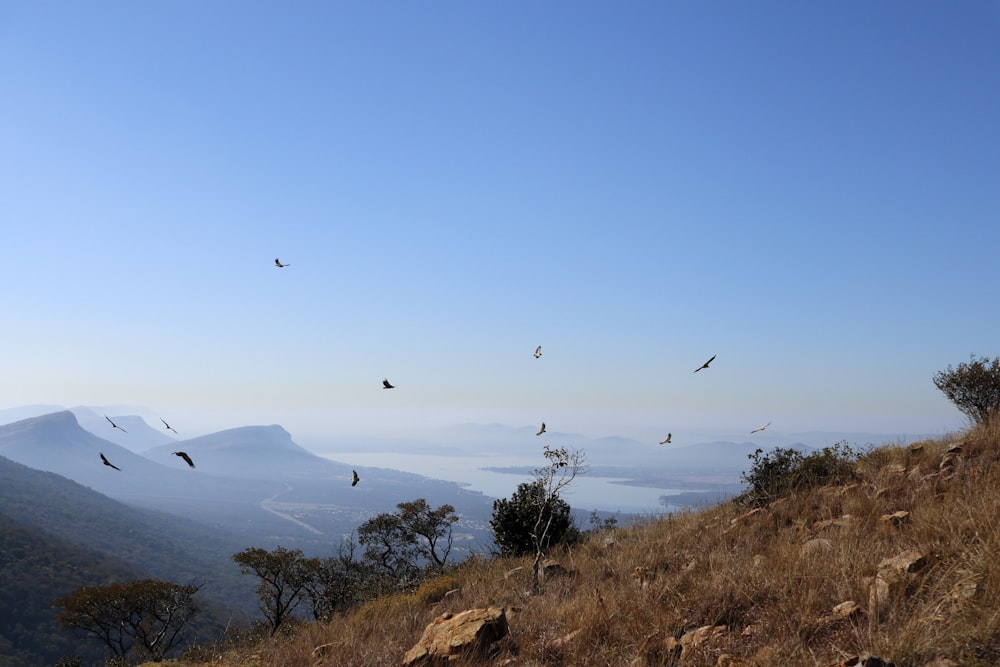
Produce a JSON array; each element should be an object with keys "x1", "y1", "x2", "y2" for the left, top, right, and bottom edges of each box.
[{"x1": 2, "y1": 2, "x2": 996, "y2": 443}]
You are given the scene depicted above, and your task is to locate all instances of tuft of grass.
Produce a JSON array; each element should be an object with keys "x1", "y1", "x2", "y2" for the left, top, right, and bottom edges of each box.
[{"x1": 168, "y1": 422, "x2": 1000, "y2": 666}]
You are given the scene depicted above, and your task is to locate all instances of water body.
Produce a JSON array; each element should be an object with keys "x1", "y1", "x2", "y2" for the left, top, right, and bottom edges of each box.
[{"x1": 330, "y1": 451, "x2": 695, "y2": 515}]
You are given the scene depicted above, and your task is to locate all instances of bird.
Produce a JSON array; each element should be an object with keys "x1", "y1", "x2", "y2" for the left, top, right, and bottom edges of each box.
[
  {"x1": 536, "y1": 422, "x2": 546, "y2": 436},
  {"x1": 172, "y1": 451, "x2": 195, "y2": 468},
  {"x1": 694, "y1": 354, "x2": 717, "y2": 373},
  {"x1": 100, "y1": 453, "x2": 121, "y2": 471},
  {"x1": 105, "y1": 415, "x2": 127, "y2": 433},
  {"x1": 161, "y1": 418, "x2": 178, "y2": 434},
  {"x1": 351, "y1": 470, "x2": 360, "y2": 487},
  {"x1": 534, "y1": 346, "x2": 542, "y2": 359},
  {"x1": 275, "y1": 258, "x2": 290, "y2": 268},
  {"x1": 751, "y1": 421, "x2": 772, "y2": 434},
  {"x1": 382, "y1": 378, "x2": 395, "y2": 389},
  {"x1": 660, "y1": 433, "x2": 672, "y2": 444}
]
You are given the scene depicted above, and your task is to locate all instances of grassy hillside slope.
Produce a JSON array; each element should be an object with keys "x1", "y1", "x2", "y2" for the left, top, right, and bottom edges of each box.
[{"x1": 155, "y1": 420, "x2": 999, "y2": 666}]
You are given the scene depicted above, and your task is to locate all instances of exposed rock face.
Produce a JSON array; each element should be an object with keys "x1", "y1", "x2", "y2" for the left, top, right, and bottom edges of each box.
[
  {"x1": 868, "y1": 550, "x2": 928, "y2": 620},
  {"x1": 402, "y1": 607, "x2": 509, "y2": 666}
]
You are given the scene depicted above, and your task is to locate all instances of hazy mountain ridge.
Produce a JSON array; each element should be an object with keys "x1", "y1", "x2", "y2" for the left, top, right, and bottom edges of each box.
[{"x1": 0, "y1": 410, "x2": 497, "y2": 552}]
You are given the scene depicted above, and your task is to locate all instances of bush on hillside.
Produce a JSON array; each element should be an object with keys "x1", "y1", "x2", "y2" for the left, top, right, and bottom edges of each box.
[
  {"x1": 933, "y1": 354, "x2": 1000, "y2": 425},
  {"x1": 490, "y1": 479, "x2": 575, "y2": 557},
  {"x1": 735, "y1": 442, "x2": 860, "y2": 507}
]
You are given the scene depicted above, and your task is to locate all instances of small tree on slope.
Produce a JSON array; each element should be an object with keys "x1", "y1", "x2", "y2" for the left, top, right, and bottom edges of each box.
[{"x1": 933, "y1": 354, "x2": 1000, "y2": 425}]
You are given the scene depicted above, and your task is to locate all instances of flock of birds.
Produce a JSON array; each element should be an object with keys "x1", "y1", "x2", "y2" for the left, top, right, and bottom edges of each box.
[{"x1": 94, "y1": 259, "x2": 774, "y2": 488}]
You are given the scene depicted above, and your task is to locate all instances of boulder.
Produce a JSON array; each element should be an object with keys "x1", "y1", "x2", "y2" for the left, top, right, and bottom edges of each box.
[
  {"x1": 868, "y1": 551, "x2": 928, "y2": 619},
  {"x1": 402, "y1": 607, "x2": 509, "y2": 666}
]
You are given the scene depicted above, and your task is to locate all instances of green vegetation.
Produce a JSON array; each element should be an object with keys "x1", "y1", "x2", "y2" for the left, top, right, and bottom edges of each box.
[
  {"x1": 357, "y1": 499, "x2": 459, "y2": 582},
  {"x1": 735, "y1": 441, "x2": 861, "y2": 507},
  {"x1": 934, "y1": 354, "x2": 1000, "y2": 424},
  {"x1": 232, "y1": 547, "x2": 317, "y2": 636},
  {"x1": 53, "y1": 579, "x2": 201, "y2": 662}
]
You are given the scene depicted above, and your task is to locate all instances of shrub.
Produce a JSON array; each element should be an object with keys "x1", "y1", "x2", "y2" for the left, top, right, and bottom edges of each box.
[
  {"x1": 491, "y1": 479, "x2": 574, "y2": 557},
  {"x1": 933, "y1": 354, "x2": 1000, "y2": 425},
  {"x1": 735, "y1": 442, "x2": 860, "y2": 507}
]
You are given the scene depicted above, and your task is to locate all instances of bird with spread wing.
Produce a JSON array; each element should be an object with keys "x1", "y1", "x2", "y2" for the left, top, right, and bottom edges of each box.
[{"x1": 172, "y1": 451, "x2": 195, "y2": 468}]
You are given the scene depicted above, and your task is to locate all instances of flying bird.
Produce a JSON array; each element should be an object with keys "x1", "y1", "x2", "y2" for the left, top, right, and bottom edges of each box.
[
  {"x1": 751, "y1": 422, "x2": 772, "y2": 434},
  {"x1": 172, "y1": 451, "x2": 195, "y2": 468},
  {"x1": 100, "y1": 453, "x2": 121, "y2": 471},
  {"x1": 275, "y1": 258, "x2": 290, "y2": 268},
  {"x1": 382, "y1": 378, "x2": 395, "y2": 389},
  {"x1": 161, "y1": 418, "x2": 178, "y2": 434},
  {"x1": 660, "y1": 433, "x2": 672, "y2": 445},
  {"x1": 534, "y1": 346, "x2": 542, "y2": 359},
  {"x1": 105, "y1": 415, "x2": 127, "y2": 433},
  {"x1": 351, "y1": 470, "x2": 360, "y2": 487},
  {"x1": 536, "y1": 422, "x2": 546, "y2": 436},
  {"x1": 694, "y1": 354, "x2": 717, "y2": 373}
]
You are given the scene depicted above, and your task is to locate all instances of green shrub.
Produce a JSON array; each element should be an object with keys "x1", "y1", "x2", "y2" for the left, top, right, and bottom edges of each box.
[
  {"x1": 933, "y1": 355, "x2": 1000, "y2": 425},
  {"x1": 736, "y1": 442, "x2": 860, "y2": 507}
]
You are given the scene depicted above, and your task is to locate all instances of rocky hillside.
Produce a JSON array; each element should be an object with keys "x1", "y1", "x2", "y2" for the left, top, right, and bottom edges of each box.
[{"x1": 151, "y1": 420, "x2": 998, "y2": 666}]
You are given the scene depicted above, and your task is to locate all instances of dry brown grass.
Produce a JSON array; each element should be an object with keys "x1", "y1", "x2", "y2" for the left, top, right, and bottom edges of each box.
[{"x1": 155, "y1": 421, "x2": 1000, "y2": 667}]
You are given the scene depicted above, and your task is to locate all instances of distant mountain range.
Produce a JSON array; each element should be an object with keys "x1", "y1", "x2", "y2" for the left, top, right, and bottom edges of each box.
[{"x1": 0, "y1": 409, "x2": 497, "y2": 551}]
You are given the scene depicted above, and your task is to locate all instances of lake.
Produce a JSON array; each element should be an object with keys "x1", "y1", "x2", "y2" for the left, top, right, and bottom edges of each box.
[{"x1": 328, "y1": 450, "x2": 699, "y2": 515}]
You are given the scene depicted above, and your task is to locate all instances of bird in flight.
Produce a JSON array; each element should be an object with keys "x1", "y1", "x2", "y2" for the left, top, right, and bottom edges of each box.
[
  {"x1": 751, "y1": 421, "x2": 772, "y2": 434},
  {"x1": 536, "y1": 422, "x2": 546, "y2": 436},
  {"x1": 161, "y1": 418, "x2": 178, "y2": 434},
  {"x1": 105, "y1": 415, "x2": 127, "y2": 433},
  {"x1": 694, "y1": 354, "x2": 717, "y2": 373},
  {"x1": 172, "y1": 451, "x2": 195, "y2": 468},
  {"x1": 382, "y1": 378, "x2": 395, "y2": 389},
  {"x1": 660, "y1": 433, "x2": 672, "y2": 445},
  {"x1": 534, "y1": 346, "x2": 542, "y2": 359},
  {"x1": 351, "y1": 470, "x2": 360, "y2": 487},
  {"x1": 100, "y1": 453, "x2": 121, "y2": 471},
  {"x1": 275, "y1": 258, "x2": 290, "y2": 268}
]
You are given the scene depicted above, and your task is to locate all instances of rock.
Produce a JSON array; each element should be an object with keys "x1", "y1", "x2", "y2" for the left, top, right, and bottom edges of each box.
[
  {"x1": 800, "y1": 538, "x2": 834, "y2": 557},
  {"x1": 664, "y1": 625, "x2": 727, "y2": 661},
  {"x1": 402, "y1": 607, "x2": 509, "y2": 666},
  {"x1": 832, "y1": 600, "x2": 862, "y2": 618},
  {"x1": 869, "y1": 551, "x2": 928, "y2": 619},
  {"x1": 882, "y1": 463, "x2": 907, "y2": 477},
  {"x1": 879, "y1": 511, "x2": 910, "y2": 527},
  {"x1": 831, "y1": 654, "x2": 896, "y2": 667},
  {"x1": 815, "y1": 515, "x2": 855, "y2": 531}
]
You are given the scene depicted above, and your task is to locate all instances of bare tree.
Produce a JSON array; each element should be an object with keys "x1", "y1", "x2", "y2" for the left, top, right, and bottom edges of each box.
[{"x1": 529, "y1": 445, "x2": 587, "y2": 589}]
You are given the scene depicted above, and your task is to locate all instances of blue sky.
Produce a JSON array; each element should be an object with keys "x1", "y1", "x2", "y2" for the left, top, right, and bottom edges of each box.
[{"x1": 1, "y1": 2, "x2": 997, "y2": 443}]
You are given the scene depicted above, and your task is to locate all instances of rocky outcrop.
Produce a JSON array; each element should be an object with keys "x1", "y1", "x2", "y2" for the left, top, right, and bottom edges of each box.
[
  {"x1": 868, "y1": 550, "x2": 929, "y2": 620},
  {"x1": 402, "y1": 607, "x2": 509, "y2": 666}
]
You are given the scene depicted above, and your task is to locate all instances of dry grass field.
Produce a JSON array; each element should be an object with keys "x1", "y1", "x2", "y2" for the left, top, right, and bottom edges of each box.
[{"x1": 150, "y1": 419, "x2": 1000, "y2": 667}]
